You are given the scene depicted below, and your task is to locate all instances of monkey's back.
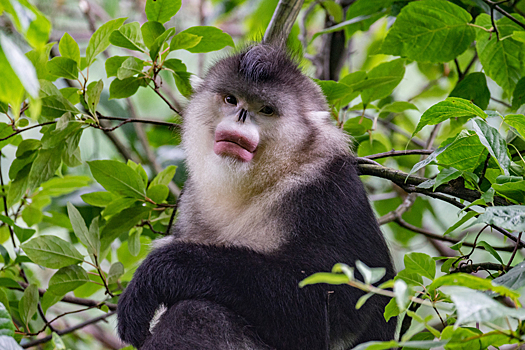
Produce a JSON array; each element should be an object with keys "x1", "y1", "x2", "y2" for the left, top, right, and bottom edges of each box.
[{"x1": 276, "y1": 154, "x2": 396, "y2": 347}]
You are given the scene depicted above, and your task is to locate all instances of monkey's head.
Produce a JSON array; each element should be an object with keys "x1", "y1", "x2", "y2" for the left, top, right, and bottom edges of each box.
[{"x1": 183, "y1": 43, "x2": 349, "y2": 195}]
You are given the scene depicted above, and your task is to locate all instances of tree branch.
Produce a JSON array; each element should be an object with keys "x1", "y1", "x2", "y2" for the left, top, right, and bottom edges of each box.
[
  {"x1": 394, "y1": 217, "x2": 515, "y2": 252},
  {"x1": 365, "y1": 149, "x2": 434, "y2": 160},
  {"x1": 21, "y1": 311, "x2": 117, "y2": 349},
  {"x1": 264, "y1": 0, "x2": 305, "y2": 43},
  {"x1": 15, "y1": 281, "x2": 117, "y2": 311}
]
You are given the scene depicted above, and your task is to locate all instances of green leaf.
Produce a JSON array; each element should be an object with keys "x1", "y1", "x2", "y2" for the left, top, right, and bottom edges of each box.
[
  {"x1": 472, "y1": 119, "x2": 511, "y2": 176},
  {"x1": 383, "y1": 298, "x2": 400, "y2": 322},
  {"x1": 141, "y1": 21, "x2": 165, "y2": 49},
  {"x1": 109, "y1": 76, "x2": 142, "y2": 99},
  {"x1": 145, "y1": 0, "x2": 181, "y2": 23},
  {"x1": 150, "y1": 165, "x2": 177, "y2": 187},
  {"x1": 512, "y1": 78, "x2": 525, "y2": 111},
  {"x1": 476, "y1": 14, "x2": 525, "y2": 96},
  {"x1": 323, "y1": 0, "x2": 343, "y2": 22},
  {"x1": 85, "y1": 17, "x2": 126, "y2": 66},
  {"x1": 298, "y1": 272, "x2": 350, "y2": 287},
  {"x1": 355, "y1": 260, "x2": 386, "y2": 284},
  {"x1": 505, "y1": 114, "x2": 525, "y2": 138},
  {"x1": 0, "y1": 302, "x2": 14, "y2": 337},
  {"x1": 47, "y1": 265, "x2": 89, "y2": 296},
  {"x1": 315, "y1": 79, "x2": 354, "y2": 104},
  {"x1": 13, "y1": 225, "x2": 35, "y2": 243},
  {"x1": 85, "y1": 80, "x2": 103, "y2": 117},
  {"x1": 448, "y1": 286, "x2": 525, "y2": 324},
  {"x1": 355, "y1": 59, "x2": 406, "y2": 105},
  {"x1": 19, "y1": 284, "x2": 38, "y2": 327},
  {"x1": 117, "y1": 57, "x2": 142, "y2": 80},
  {"x1": 107, "y1": 262, "x2": 124, "y2": 284},
  {"x1": 430, "y1": 273, "x2": 518, "y2": 298},
  {"x1": 100, "y1": 206, "x2": 151, "y2": 251},
  {"x1": 489, "y1": 261, "x2": 525, "y2": 294},
  {"x1": 67, "y1": 202, "x2": 100, "y2": 257},
  {"x1": 149, "y1": 28, "x2": 175, "y2": 60},
  {"x1": 41, "y1": 291, "x2": 62, "y2": 314},
  {"x1": 81, "y1": 191, "x2": 114, "y2": 207},
  {"x1": 39, "y1": 175, "x2": 91, "y2": 197},
  {"x1": 21, "y1": 236, "x2": 84, "y2": 269},
  {"x1": 393, "y1": 279, "x2": 409, "y2": 310},
  {"x1": 106, "y1": 56, "x2": 137, "y2": 78},
  {"x1": 380, "y1": 0, "x2": 474, "y2": 63},
  {"x1": 28, "y1": 148, "x2": 64, "y2": 191},
  {"x1": 312, "y1": 14, "x2": 379, "y2": 42},
  {"x1": 88, "y1": 160, "x2": 146, "y2": 199},
  {"x1": 0, "y1": 244, "x2": 10, "y2": 265},
  {"x1": 0, "y1": 34, "x2": 39, "y2": 98},
  {"x1": 7, "y1": 163, "x2": 31, "y2": 207},
  {"x1": 41, "y1": 94, "x2": 81, "y2": 119},
  {"x1": 436, "y1": 131, "x2": 488, "y2": 172},
  {"x1": 170, "y1": 32, "x2": 202, "y2": 51},
  {"x1": 477, "y1": 241, "x2": 504, "y2": 265},
  {"x1": 492, "y1": 180, "x2": 525, "y2": 204},
  {"x1": 448, "y1": 72, "x2": 490, "y2": 110},
  {"x1": 109, "y1": 22, "x2": 146, "y2": 52},
  {"x1": 433, "y1": 167, "x2": 462, "y2": 190},
  {"x1": 173, "y1": 71, "x2": 193, "y2": 97},
  {"x1": 443, "y1": 211, "x2": 478, "y2": 235},
  {"x1": 404, "y1": 252, "x2": 435, "y2": 280},
  {"x1": 103, "y1": 197, "x2": 139, "y2": 217},
  {"x1": 46, "y1": 57, "x2": 78, "y2": 80},
  {"x1": 128, "y1": 227, "x2": 142, "y2": 256},
  {"x1": 413, "y1": 98, "x2": 486, "y2": 136},
  {"x1": 396, "y1": 269, "x2": 423, "y2": 286},
  {"x1": 178, "y1": 26, "x2": 234, "y2": 53},
  {"x1": 474, "y1": 205, "x2": 525, "y2": 231},
  {"x1": 146, "y1": 184, "x2": 169, "y2": 203},
  {"x1": 52, "y1": 332, "x2": 66, "y2": 350},
  {"x1": 343, "y1": 117, "x2": 373, "y2": 136},
  {"x1": 58, "y1": 33, "x2": 80, "y2": 66},
  {"x1": 380, "y1": 101, "x2": 418, "y2": 114}
]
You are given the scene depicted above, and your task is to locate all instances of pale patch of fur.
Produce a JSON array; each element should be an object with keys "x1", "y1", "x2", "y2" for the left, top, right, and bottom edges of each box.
[
  {"x1": 177, "y1": 90, "x2": 350, "y2": 253},
  {"x1": 149, "y1": 304, "x2": 168, "y2": 333}
]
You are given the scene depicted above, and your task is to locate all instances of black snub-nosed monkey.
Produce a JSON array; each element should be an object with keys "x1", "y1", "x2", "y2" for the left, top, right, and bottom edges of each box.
[{"x1": 117, "y1": 43, "x2": 396, "y2": 350}]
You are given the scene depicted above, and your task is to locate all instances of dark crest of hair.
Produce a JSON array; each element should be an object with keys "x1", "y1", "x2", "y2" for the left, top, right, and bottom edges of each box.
[{"x1": 237, "y1": 42, "x2": 301, "y2": 84}]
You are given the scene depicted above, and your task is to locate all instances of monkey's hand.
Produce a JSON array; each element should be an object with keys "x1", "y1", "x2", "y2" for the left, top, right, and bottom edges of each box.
[{"x1": 117, "y1": 253, "x2": 163, "y2": 348}]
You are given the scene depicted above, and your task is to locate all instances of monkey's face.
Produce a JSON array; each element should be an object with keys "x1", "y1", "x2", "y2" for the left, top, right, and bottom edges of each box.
[{"x1": 182, "y1": 44, "x2": 347, "y2": 193}]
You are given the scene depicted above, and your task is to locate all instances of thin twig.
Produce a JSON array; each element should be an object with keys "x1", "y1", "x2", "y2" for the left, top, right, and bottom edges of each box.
[
  {"x1": 0, "y1": 151, "x2": 16, "y2": 247},
  {"x1": 96, "y1": 114, "x2": 181, "y2": 130},
  {"x1": 0, "y1": 121, "x2": 56, "y2": 142},
  {"x1": 481, "y1": 0, "x2": 525, "y2": 30},
  {"x1": 506, "y1": 231, "x2": 523, "y2": 271},
  {"x1": 15, "y1": 281, "x2": 117, "y2": 310},
  {"x1": 394, "y1": 218, "x2": 515, "y2": 252},
  {"x1": 151, "y1": 85, "x2": 182, "y2": 115},
  {"x1": 365, "y1": 149, "x2": 434, "y2": 160},
  {"x1": 491, "y1": 97, "x2": 512, "y2": 108},
  {"x1": 21, "y1": 311, "x2": 117, "y2": 348}
]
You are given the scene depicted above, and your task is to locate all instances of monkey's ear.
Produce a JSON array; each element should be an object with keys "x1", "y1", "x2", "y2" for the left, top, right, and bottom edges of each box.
[{"x1": 190, "y1": 75, "x2": 204, "y2": 90}]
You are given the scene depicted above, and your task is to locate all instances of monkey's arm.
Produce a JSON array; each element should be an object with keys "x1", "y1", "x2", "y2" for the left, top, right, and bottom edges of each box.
[{"x1": 117, "y1": 242, "x2": 328, "y2": 350}]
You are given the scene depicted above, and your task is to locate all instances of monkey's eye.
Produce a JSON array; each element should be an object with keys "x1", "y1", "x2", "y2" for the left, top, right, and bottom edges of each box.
[
  {"x1": 225, "y1": 95, "x2": 237, "y2": 105},
  {"x1": 259, "y1": 106, "x2": 274, "y2": 116}
]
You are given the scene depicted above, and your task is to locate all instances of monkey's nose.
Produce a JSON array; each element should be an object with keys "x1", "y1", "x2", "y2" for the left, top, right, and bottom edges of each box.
[{"x1": 237, "y1": 109, "x2": 247, "y2": 123}]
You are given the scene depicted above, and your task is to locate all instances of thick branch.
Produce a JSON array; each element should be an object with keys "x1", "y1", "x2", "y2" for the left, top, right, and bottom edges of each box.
[
  {"x1": 264, "y1": 0, "x2": 305, "y2": 43},
  {"x1": 358, "y1": 163, "x2": 511, "y2": 207}
]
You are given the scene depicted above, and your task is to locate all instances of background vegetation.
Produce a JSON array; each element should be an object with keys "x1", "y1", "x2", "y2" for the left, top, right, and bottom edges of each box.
[{"x1": 0, "y1": 0, "x2": 525, "y2": 349}]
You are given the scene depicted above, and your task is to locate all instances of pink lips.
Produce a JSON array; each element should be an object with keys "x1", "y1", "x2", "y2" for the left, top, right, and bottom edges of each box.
[{"x1": 214, "y1": 130, "x2": 258, "y2": 162}]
